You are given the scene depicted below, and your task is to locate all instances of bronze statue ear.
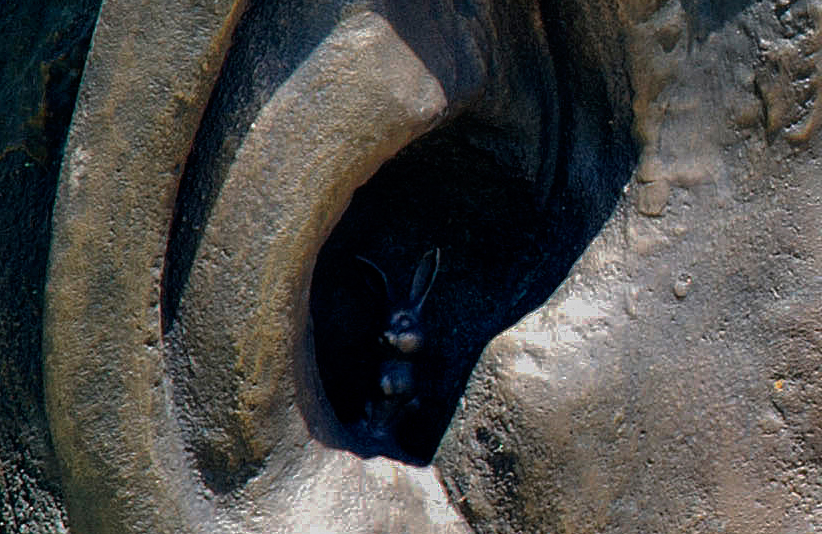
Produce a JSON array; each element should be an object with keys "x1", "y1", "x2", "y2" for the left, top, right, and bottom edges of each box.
[
  {"x1": 355, "y1": 255, "x2": 390, "y2": 304},
  {"x1": 409, "y1": 247, "x2": 440, "y2": 314}
]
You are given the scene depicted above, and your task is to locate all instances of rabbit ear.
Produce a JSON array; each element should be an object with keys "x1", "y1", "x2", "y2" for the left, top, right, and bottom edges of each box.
[
  {"x1": 409, "y1": 248, "x2": 440, "y2": 312},
  {"x1": 356, "y1": 255, "x2": 390, "y2": 303}
]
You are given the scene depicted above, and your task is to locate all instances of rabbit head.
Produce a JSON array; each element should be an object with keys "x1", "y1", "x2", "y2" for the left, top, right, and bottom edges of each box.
[{"x1": 356, "y1": 248, "x2": 440, "y2": 356}]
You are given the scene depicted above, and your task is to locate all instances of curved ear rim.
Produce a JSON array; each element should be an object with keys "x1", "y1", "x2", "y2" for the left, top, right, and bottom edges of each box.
[{"x1": 410, "y1": 247, "x2": 440, "y2": 311}]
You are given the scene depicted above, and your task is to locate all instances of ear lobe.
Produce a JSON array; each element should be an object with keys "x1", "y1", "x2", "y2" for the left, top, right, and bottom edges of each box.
[
  {"x1": 356, "y1": 255, "x2": 390, "y2": 303},
  {"x1": 409, "y1": 248, "x2": 440, "y2": 312}
]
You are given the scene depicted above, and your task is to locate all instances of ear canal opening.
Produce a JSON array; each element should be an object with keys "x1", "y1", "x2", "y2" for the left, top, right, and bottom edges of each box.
[{"x1": 308, "y1": 0, "x2": 637, "y2": 465}]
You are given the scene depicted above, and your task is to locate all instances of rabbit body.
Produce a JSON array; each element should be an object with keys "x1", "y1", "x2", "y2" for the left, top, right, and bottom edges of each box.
[
  {"x1": 356, "y1": 248, "x2": 440, "y2": 437},
  {"x1": 363, "y1": 359, "x2": 419, "y2": 437}
]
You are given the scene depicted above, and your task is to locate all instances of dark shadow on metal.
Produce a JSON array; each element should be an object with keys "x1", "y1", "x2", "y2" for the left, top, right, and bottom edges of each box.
[
  {"x1": 681, "y1": 0, "x2": 757, "y2": 43},
  {"x1": 0, "y1": 0, "x2": 99, "y2": 501}
]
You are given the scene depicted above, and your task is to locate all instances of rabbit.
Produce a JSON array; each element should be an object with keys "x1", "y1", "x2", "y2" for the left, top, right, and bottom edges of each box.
[
  {"x1": 356, "y1": 248, "x2": 440, "y2": 357},
  {"x1": 355, "y1": 248, "x2": 440, "y2": 436}
]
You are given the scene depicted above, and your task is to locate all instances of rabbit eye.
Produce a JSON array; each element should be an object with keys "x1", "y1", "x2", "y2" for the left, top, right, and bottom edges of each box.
[{"x1": 391, "y1": 313, "x2": 412, "y2": 331}]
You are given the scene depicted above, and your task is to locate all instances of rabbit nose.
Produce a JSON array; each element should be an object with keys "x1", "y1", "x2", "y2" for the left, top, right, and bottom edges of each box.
[{"x1": 385, "y1": 331, "x2": 421, "y2": 354}]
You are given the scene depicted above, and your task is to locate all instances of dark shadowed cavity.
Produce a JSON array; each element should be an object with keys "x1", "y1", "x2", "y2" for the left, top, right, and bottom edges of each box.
[{"x1": 311, "y1": 0, "x2": 637, "y2": 464}]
